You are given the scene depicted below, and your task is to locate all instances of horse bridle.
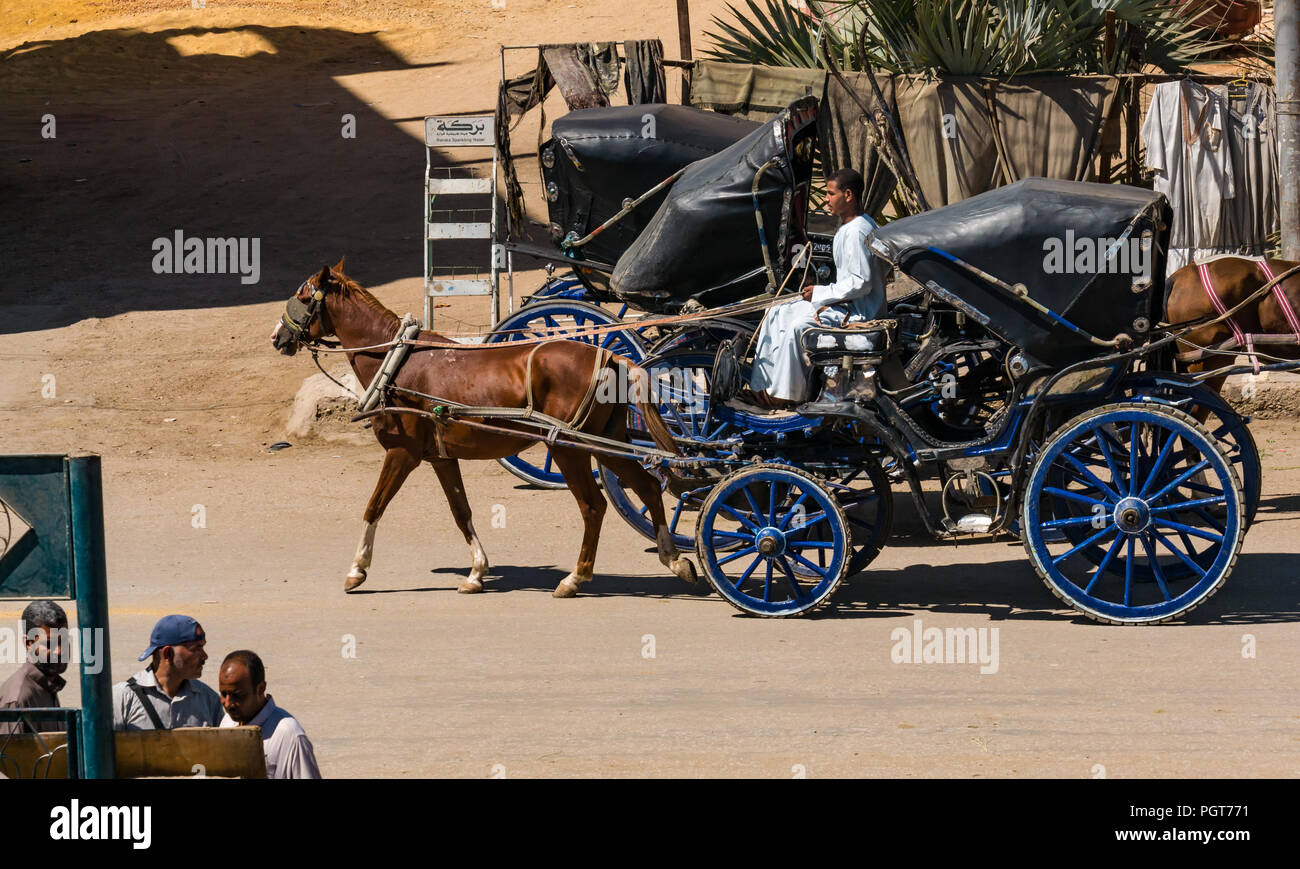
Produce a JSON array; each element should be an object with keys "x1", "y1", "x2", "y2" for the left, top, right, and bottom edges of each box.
[{"x1": 280, "y1": 279, "x2": 340, "y2": 349}]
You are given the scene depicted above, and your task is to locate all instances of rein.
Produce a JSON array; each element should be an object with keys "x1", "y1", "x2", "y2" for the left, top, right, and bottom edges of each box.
[{"x1": 301, "y1": 292, "x2": 788, "y2": 355}]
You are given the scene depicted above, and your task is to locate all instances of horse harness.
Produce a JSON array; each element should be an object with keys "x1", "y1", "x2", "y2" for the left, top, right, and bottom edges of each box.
[{"x1": 1193, "y1": 259, "x2": 1300, "y2": 370}]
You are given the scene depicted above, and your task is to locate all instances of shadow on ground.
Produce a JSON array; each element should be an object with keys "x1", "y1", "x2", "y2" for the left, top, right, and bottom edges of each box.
[{"x1": 0, "y1": 24, "x2": 469, "y2": 331}]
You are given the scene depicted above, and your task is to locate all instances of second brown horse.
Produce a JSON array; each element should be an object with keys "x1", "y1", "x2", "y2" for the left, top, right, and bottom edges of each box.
[
  {"x1": 272, "y1": 259, "x2": 698, "y2": 597},
  {"x1": 1165, "y1": 255, "x2": 1300, "y2": 402}
]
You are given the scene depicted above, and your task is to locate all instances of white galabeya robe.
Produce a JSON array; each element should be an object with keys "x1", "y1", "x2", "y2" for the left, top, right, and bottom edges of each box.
[{"x1": 750, "y1": 214, "x2": 886, "y2": 401}]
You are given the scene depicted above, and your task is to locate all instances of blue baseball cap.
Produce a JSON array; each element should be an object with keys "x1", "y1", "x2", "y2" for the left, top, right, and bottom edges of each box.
[{"x1": 138, "y1": 615, "x2": 205, "y2": 661}]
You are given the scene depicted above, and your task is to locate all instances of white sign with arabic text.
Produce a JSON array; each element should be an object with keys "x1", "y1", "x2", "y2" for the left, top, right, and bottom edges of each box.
[{"x1": 425, "y1": 115, "x2": 495, "y2": 147}]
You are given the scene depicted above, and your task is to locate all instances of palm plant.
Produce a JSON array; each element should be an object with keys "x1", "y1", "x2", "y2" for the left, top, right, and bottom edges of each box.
[{"x1": 703, "y1": 0, "x2": 1234, "y2": 77}]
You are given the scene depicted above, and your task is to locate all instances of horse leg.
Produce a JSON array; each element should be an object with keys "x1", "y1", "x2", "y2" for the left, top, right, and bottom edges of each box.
[
  {"x1": 549, "y1": 447, "x2": 606, "y2": 598},
  {"x1": 595, "y1": 454, "x2": 698, "y2": 584},
  {"x1": 430, "y1": 459, "x2": 490, "y2": 594},
  {"x1": 345, "y1": 446, "x2": 420, "y2": 592}
]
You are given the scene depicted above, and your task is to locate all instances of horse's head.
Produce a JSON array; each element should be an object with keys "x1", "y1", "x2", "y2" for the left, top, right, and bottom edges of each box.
[{"x1": 272, "y1": 257, "x2": 346, "y2": 356}]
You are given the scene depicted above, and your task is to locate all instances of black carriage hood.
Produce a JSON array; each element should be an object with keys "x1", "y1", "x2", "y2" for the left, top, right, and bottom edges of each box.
[
  {"x1": 609, "y1": 97, "x2": 820, "y2": 311},
  {"x1": 868, "y1": 178, "x2": 1172, "y2": 365},
  {"x1": 542, "y1": 105, "x2": 760, "y2": 267}
]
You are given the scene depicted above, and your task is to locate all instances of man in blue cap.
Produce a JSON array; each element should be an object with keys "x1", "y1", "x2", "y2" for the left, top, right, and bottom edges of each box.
[{"x1": 111, "y1": 615, "x2": 223, "y2": 731}]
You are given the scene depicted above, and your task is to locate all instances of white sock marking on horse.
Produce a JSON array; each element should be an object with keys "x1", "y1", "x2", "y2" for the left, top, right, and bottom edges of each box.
[
  {"x1": 349, "y1": 520, "x2": 377, "y2": 578},
  {"x1": 466, "y1": 520, "x2": 488, "y2": 582}
]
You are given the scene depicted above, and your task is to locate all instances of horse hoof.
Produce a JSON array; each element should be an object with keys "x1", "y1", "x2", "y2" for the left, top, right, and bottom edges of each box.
[
  {"x1": 671, "y1": 557, "x2": 699, "y2": 585},
  {"x1": 458, "y1": 578, "x2": 484, "y2": 594},
  {"x1": 344, "y1": 570, "x2": 367, "y2": 592},
  {"x1": 552, "y1": 578, "x2": 580, "y2": 599}
]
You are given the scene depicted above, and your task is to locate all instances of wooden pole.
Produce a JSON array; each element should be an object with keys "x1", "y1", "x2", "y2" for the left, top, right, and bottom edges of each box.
[
  {"x1": 677, "y1": 0, "x2": 693, "y2": 105},
  {"x1": 1278, "y1": 0, "x2": 1300, "y2": 259}
]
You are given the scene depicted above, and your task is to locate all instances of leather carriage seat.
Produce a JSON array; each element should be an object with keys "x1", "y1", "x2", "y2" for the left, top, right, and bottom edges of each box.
[{"x1": 800, "y1": 318, "x2": 897, "y2": 366}]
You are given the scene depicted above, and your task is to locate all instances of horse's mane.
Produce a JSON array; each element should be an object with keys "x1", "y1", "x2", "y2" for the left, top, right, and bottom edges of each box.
[{"x1": 336, "y1": 273, "x2": 400, "y2": 328}]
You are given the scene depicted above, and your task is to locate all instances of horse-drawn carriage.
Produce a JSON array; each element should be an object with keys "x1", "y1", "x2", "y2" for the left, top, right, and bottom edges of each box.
[{"x1": 277, "y1": 96, "x2": 1292, "y2": 624}]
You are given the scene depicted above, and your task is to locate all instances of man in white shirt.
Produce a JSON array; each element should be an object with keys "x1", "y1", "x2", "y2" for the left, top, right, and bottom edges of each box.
[
  {"x1": 750, "y1": 168, "x2": 886, "y2": 408},
  {"x1": 112, "y1": 614, "x2": 223, "y2": 730},
  {"x1": 218, "y1": 649, "x2": 321, "y2": 779}
]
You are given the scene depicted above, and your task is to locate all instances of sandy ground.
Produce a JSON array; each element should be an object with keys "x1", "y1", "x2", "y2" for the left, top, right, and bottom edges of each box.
[{"x1": 2, "y1": 1, "x2": 1298, "y2": 778}]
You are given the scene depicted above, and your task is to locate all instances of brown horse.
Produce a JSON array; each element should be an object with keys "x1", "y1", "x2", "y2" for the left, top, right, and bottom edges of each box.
[
  {"x1": 270, "y1": 259, "x2": 698, "y2": 597},
  {"x1": 1164, "y1": 256, "x2": 1300, "y2": 401}
]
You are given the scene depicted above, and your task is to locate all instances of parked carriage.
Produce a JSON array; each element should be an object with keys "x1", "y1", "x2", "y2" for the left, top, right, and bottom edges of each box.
[
  {"x1": 428, "y1": 96, "x2": 1280, "y2": 623},
  {"x1": 486, "y1": 97, "x2": 831, "y2": 485}
]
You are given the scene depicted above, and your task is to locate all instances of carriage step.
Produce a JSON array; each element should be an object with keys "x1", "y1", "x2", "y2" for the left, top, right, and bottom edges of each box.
[{"x1": 944, "y1": 513, "x2": 994, "y2": 535}]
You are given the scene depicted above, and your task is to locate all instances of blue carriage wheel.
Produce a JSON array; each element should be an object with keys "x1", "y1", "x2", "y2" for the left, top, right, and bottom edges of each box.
[
  {"x1": 1021, "y1": 403, "x2": 1245, "y2": 625},
  {"x1": 603, "y1": 349, "x2": 743, "y2": 548},
  {"x1": 600, "y1": 465, "x2": 713, "y2": 551},
  {"x1": 1059, "y1": 383, "x2": 1262, "y2": 578},
  {"x1": 485, "y1": 299, "x2": 645, "y2": 490},
  {"x1": 696, "y1": 464, "x2": 850, "y2": 617},
  {"x1": 1124, "y1": 380, "x2": 1262, "y2": 528}
]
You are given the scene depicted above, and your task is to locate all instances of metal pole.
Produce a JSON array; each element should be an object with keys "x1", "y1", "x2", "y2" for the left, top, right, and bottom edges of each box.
[
  {"x1": 424, "y1": 142, "x2": 433, "y2": 329},
  {"x1": 676, "y1": 0, "x2": 693, "y2": 105},
  {"x1": 1279, "y1": 0, "x2": 1300, "y2": 260},
  {"x1": 67, "y1": 455, "x2": 114, "y2": 779}
]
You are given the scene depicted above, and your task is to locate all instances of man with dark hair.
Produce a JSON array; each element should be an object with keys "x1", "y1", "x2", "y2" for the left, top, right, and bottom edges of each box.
[
  {"x1": 749, "y1": 167, "x2": 887, "y2": 408},
  {"x1": 112, "y1": 614, "x2": 223, "y2": 730},
  {"x1": 0, "y1": 600, "x2": 69, "y2": 734},
  {"x1": 218, "y1": 650, "x2": 321, "y2": 779}
]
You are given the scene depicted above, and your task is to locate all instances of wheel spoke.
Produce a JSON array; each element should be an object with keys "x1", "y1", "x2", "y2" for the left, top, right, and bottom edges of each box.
[
  {"x1": 1189, "y1": 506, "x2": 1226, "y2": 535},
  {"x1": 1146, "y1": 459, "x2": 1211, "y2": 504},
  {"x1": 1149, "y1": 496, "x2": 1226, "y2": 515},
  {"x1": 1050, "y1": 523, "x2": 1116, "y2": 566},
  {"x1": 1153, "y1": 529, "x2": 1208, "y2": 577},
  {"x1": 778, "y1": 557, "x2": 807, "y2": 600},
  {"x1": 741, "y1": 487, "x2": 766, "y2": 526},
  {"x1": 1138, "y1": 430, "x2": 1180, "y2": 497},
  {"x1": 1043, "y1": 486, "x2": 1110, "y2": 508},
  {"x1": 1084, "y1": 532, "x2": 1125, "y2": 593},
  {"x1": 1093, "y1": 429, "x2": 1126, "y2": 493},
  {"x1": 716, "y1": 544, "x2": 758, "y2": 567},
  {"x1": 778, "y1": 490, "x2": 811, "y2": 530},
  {"x1": 718, "y1": 503, "x2": 760, "y2": 532},
  {"x1": 1059, "y1": 451, "x2": 1122, "y2": 502},
  {"x1": 1042, "y1": 514, "x2": 1112, "y2": 529},
  {"x1": 735, "y1": 554, "x2": 763, "y2": 588},
  {"x1": 790, "y1": 550, "x2": 830, "y2": 576},
  {"x1": 1140, "y1": 533, "x2": 1174, "y2": 602},
  {"x1": 1128, "y1": 421, "x2": 1145, "y2": 496},
  {"x1": 1152, "y1": 518, "x2": 1223, "y2": 543},
  {"x1": 1124, "y1": 536, "x2": 1135, "y2": 606}
]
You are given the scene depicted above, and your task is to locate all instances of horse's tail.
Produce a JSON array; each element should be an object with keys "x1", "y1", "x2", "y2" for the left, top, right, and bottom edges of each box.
[{"x1": 618, "y1": 359, "x2": 681, "y2": 458}]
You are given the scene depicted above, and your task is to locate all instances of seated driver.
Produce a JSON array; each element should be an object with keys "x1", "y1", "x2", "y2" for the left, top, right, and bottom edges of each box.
[{"x1": 749, "y1": 168, "x2": 886, "y2": 409}]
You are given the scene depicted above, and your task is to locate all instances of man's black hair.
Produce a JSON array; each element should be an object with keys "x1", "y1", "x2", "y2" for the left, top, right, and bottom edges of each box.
[
  {"x1": 223, "y1": 649, "x2": 266, "y2": 687},
  {"x1": 827, "y1": 168, "x2": 865, "y2": 206},
  {"x1": 21, "y1": 600, "x2": 67, "y2": 635}
]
